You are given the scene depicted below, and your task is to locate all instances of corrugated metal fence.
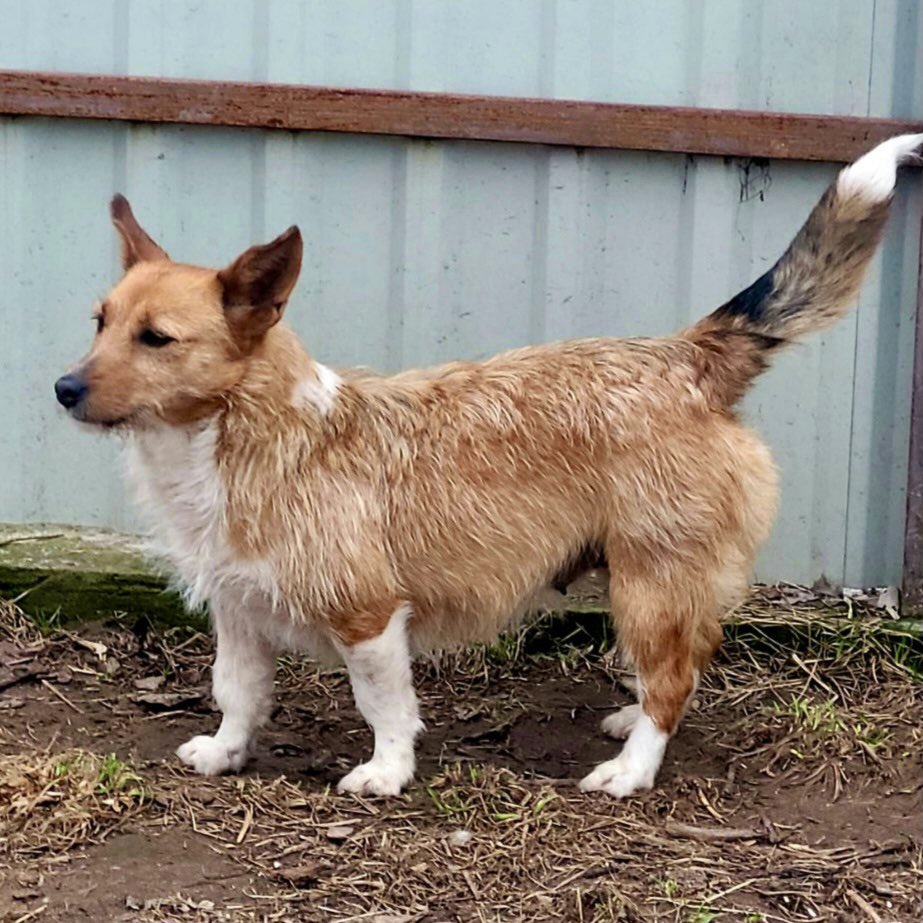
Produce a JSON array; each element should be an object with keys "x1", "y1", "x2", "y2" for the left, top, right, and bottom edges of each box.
[{"x1": 0, "y1": 0, "x2": 921, "y2": 586}]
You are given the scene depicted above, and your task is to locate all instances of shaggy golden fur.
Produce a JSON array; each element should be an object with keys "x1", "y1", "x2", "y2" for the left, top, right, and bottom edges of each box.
[{"x1": 55, "y1": 133, "x2": 922, "y2": 798}]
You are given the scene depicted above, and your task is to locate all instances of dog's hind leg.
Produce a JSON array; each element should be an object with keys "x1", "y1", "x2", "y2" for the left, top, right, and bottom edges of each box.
[
  {"x1": 581, "y1": 562, "x2": 720, "y2": 797},
  {"x1": 600, "y1": 613, "x2": 720, "y2": 743},
  {"x1": 601, "y1": 702, "x2": 643, "y2": 740},
  {"x1": 600, "y1": 648, "x2": 644, "y2": 739},
  {"x1": 177, "y1": 589, "x2": 277, "y2": 775},
  {"x1": 334, "y1": 602, "x2": 424, "y2": 797}
]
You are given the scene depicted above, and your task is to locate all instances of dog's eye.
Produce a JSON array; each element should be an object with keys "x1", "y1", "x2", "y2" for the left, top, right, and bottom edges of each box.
[{"x1": 138, "y1": 328, "x2": 175, "y2": 348}]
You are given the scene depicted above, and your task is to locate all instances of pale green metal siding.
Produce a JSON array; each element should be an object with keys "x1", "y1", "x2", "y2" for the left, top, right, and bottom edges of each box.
[{"x1": 0, "y1": 0, "x2": 920, "y2": 585}]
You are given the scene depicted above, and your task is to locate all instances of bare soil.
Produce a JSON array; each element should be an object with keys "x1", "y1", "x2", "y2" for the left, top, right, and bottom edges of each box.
[{"x1": 0, "y1": 589, "x2": 919, "y2": 922}]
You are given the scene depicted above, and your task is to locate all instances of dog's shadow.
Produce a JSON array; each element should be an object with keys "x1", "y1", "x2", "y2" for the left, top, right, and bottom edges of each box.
[{"x1": 255, "y1": 657, "x2": 726, "y2": 793}]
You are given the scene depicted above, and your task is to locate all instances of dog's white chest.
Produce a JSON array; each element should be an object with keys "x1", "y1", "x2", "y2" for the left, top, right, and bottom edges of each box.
[{"x1": 125, "y1": 420, "x2": 271, "y2": 608}]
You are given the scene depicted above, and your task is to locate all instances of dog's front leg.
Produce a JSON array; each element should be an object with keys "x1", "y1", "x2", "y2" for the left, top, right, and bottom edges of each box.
[
  {"x1": 176, "y1": 591, "x2": 276, "y2": 775},
  {"x1": 335, "y1": 603, "x2": 424, "y2": 797}
]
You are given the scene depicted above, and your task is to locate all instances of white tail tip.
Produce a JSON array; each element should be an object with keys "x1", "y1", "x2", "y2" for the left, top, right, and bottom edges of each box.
[{"x1": 837, "y1": 132, "x2": 923, "y2": 203}]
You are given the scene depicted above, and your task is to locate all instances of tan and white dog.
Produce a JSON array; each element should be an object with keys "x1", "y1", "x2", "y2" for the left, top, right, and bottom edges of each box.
[{"x1": 55, "y1": 133, "x2": 922, "y2": 798}]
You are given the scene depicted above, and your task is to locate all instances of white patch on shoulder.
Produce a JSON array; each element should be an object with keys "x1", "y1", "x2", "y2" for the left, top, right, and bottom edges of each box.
[
  {"x1": 291, "y1": 362, "x2": 341, "y2": 415},
  {"x1": 125, "y1": 419, "x2": 275, "y2": 610},
  {"x1": 837, "y1": 132, "x2": 923, "y2": 203}
]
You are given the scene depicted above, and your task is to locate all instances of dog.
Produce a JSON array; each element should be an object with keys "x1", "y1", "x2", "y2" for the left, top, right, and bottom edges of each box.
[{"x1": 55, "y1": 132, "x2": 922, "y2": 798}]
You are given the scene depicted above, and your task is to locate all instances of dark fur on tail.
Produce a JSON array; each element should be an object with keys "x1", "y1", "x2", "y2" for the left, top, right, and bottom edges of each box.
[
  {"x1": 685, "y1": 132, "x2": 922, "y2": 408},
  {"x1": 709, "y1": 185, "x2": 891, "y2": 341}
]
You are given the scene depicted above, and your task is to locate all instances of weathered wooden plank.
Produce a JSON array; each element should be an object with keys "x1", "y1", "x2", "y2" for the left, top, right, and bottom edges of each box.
[{"x1": 0, "y1": 69, "x2": 921, "y2": 163}]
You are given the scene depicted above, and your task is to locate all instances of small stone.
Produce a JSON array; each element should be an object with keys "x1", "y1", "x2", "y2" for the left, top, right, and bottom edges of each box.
[
  {"x1": 448, "y1": 829, "x2": 473, "y2": 847},
  {"x1": 16, "y1": 870, "x2": 42, "y2": 887},
  {"x1": 324, "y1": 824, "x2": 355, "y2": 841},
  {"x1": 133, "y1": 675, "x2": 166, "y2": 692},
  {"x1": 73, "y1": 637, "x2": 108, "y2": 659},
  {"x1": 272, "y1": 861, "x2": 322, "y2": 884},
  {"x1": 876, "y1": 586, "x2": 900, "y2": 614},
  {"x1": 132, "y1": 690, "x2": 204, "y2": 711}
]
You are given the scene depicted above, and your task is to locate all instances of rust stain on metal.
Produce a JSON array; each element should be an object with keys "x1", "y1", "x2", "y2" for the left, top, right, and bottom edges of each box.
[
  {"x1": 904, "y1": 216, "x2": 923, "y2": 614},
  {"x1": 0, "y1": 69, "x2": 921, "y2": 162}
]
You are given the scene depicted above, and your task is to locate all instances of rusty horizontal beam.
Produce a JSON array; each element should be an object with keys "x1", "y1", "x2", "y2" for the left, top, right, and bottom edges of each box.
[{"x1": 1, "y1": 69, "x2": 921, "y2": 163}]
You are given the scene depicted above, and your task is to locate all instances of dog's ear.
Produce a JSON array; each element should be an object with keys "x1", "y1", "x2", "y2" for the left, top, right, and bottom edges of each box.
[
  {"x1": 218, "y1": 226, "x2": 303, "y2": 346},
  {"x1": 110, "y1": 194, "x2": 169, "y2": 269}
]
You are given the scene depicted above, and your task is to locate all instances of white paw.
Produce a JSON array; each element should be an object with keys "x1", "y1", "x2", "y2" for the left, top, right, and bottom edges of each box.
[
  {"x1": 176, "y1": 735, "x2": 247, "y2": 776},
  {"x1": 579, "y1": 752, "x2": 656, "y2": 798},
  {"x1": 601, "y1": 704, "x2": 642, "y2": 740},
  {"x1": 337, "y1": 759, "x2": 412, "y2": 797}
]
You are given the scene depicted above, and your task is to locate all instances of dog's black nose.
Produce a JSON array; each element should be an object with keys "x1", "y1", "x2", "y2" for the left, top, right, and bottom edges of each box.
[{"x1": 54, "y1": 374, "x2": 88, "y2": 409}]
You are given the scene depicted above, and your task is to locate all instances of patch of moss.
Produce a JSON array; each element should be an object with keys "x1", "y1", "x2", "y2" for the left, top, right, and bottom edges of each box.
[{"x1": 0, "y1": 524, "x2": 199, "y2": 630}]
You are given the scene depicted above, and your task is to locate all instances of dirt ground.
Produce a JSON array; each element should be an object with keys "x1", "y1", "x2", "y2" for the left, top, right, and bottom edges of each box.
[{"x1": 0, "y1": 583, "x2": 920, "y2": 923}]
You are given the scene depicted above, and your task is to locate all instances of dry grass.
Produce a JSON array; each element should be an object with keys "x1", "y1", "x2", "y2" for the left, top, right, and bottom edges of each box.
[
  {"x1": 0, "y1": 586, "x2": 920, "y2": 922},
  {"x1": 142, "y1": 758, "x2": 920, "y2": 923},
  {"x1": 0, "y1": 749, "x2": 146, "y2": 860}
]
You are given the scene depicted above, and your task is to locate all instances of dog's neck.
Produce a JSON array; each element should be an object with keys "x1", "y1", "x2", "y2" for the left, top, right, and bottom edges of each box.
[
  {"x1": 218, "y1": 324, "x2": 344, "y2": 444},
  {"x1": 231, "y1": 323, "x2": 318, "y2": 413},
  {"x1": 124, "y1": 324, "x2": 338, "y2": 606}
]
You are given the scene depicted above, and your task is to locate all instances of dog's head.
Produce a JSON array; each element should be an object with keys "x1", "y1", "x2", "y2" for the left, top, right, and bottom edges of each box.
[{"x1": 54, "y1": 196, "x2": 303, "y2": 428}]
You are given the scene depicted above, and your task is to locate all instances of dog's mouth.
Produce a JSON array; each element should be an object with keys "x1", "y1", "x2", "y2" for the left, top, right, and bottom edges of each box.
[
  {"x1": 95, "y1": 416, "x2": 133, "y2": 430},
  {"x1": 69, "y1": 405, "x2": 137, "y2": 430}
]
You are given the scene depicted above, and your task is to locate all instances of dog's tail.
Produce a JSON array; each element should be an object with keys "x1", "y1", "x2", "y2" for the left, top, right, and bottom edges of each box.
[{"x1": 686, "y1": 132, "x2": 923, "y2": 408}]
